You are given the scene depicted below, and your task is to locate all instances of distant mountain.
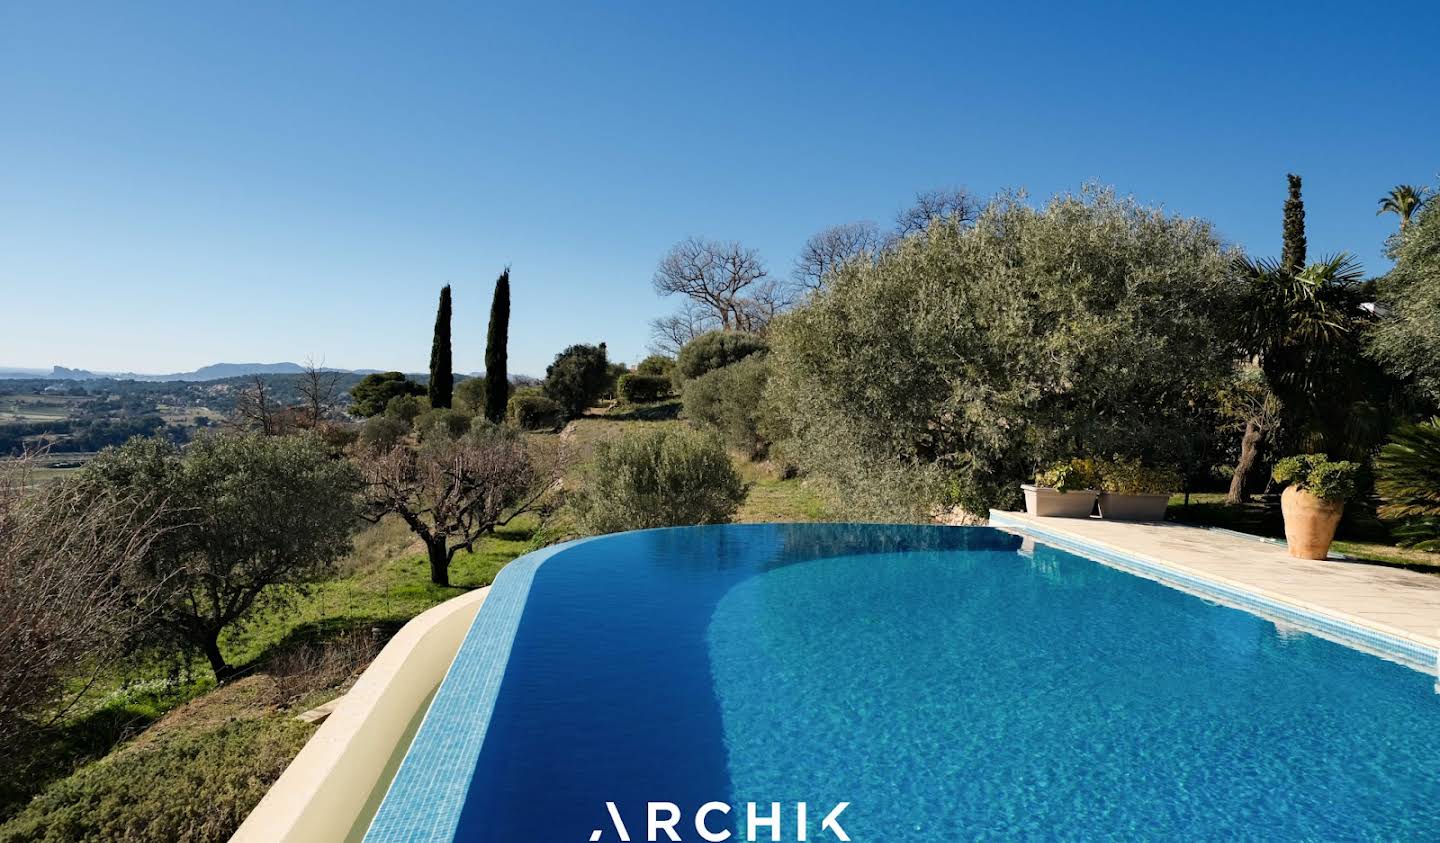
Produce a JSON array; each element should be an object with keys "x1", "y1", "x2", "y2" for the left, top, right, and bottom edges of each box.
[
  {"x1": 173, "y1": 362, "x2": 308, "y2": 381},
  {"x1": 2, "y1": 362, "x2": 378, "y2": 383}
]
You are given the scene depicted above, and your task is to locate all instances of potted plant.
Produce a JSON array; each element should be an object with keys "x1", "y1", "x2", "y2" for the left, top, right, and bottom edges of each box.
[
  {"x1": 1021, "y1": 459, "x2": 1099, "y2": 518},
  {"x1": 1271, "y1": 454, "x2": 1359, "y2": 560},
  {"x1": 1095, "y1": 458, "x2": 1180, "y2": 521}
]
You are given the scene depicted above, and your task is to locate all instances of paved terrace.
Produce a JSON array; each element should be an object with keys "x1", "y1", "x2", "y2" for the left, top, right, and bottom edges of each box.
[{"x1": 990, "y1": 510, "x2": 1440, "y2": 672}]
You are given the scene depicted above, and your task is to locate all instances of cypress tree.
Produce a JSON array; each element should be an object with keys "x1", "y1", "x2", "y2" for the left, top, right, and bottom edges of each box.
[
  {"x1": 428, "y1": 284, "x2": 453, "y2": 409},
  {"x1": 484, "y1": 268, "x2": 510, "y2": 423},
  {"x1": 1281, "y1": 173, "x2": 1306, "y2": 274}
]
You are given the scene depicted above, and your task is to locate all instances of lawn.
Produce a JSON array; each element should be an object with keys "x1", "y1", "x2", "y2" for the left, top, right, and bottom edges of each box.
[
  {"x1": 1166, "y1": 492, "x2": 1440, "y2": 574},
  {"x1": 733, "y1": 458, "x2": 830, "y2": 523}
]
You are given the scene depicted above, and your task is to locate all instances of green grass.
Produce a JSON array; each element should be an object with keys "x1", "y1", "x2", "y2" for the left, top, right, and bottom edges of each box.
[
  {"x1": 0, "y1": 515, "x2": 540, "y2": 830},
  {"x1": 0, "y1": 700, "x2": 315, "y2": 843},
  {"x1": 1166, "y1": 492, "x2": 1440, "y2": 574},
  {"x1": 221, "y1": 515, "x2": 537, "y2": 670},
  {"x1": 735, "y1": 473, "x2": 829, "y2": 523}
]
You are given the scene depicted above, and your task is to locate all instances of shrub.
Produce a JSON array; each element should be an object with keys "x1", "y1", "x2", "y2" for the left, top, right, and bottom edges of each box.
[
  {"x1": 681, "y1": 355, "x2": 779, "y2": 459},
  {"x1": 1095, "y1": 458, "x2": 1182, "y2": 495},
  {"x1": 384, "y1": 394, "x2": 427, "y2": 424},
  {"x1": 570, "y1": 428, "x2": 745, "y2": 535},
  {"x1": 617, "y1": 373, "x2": 670, "y2": 404},
  {"x1": 635, "y1": 354, "x2": 676, "y2": 378},
  {"x1": 674, "y1": 331, "x2": 768, "y2": 384},
  {"x1": 0, "y1": 462, "x2": 160, "y2": 766},
  {"x1": 453, "y1": 377, "x2": 488, "y2": 414},
  {"x1": 412, "y1": 408, "x2": 474, "y2": 442},
  {"x1": 358, "y1": 416, "x2": 408, "y2": 451},
  {"x1": 508, "y1": 393, "x2": 565, "y2": 431},
  {"x1": 1034, "y1": 459, "x2": 1098, "y2": 492},
  {"x1": 349, "y1": 372, "x2": 424, "y2": 418},
  {"x1": 1271, "y1": 453, "x2": 1359, "y2": 501},
  {"x1": 544, "y1": 344, "x2": 610, "y2": 417},
  {"x1": 0, "y1": 716, "x2": 313, "y2": 843},
  {"x1": 604, "y1": 362, "x2": 628, "y2": 399},
  {"x1": 1375, "y1": 420, "x2": 1440, "y2": 550}
]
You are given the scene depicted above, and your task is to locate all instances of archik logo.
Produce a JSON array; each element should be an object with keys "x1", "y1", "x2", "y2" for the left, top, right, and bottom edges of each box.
[{"x1": 589, "y1": 801, "x2": 851, "y2": 842}]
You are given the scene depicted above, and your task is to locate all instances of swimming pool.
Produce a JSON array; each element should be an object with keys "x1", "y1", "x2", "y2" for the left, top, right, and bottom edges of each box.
[{"x1": 364, "y1": 524, "x2": 1440, "y2": 841}]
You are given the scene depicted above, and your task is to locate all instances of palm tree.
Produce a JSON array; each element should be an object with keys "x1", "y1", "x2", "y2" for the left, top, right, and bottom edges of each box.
[
  {"x1": 1377, "y1": 184, "x2": 1431, "y2": 229},
  {"x1": 1225, "y1": 253, "x2": 1367, "y2": 503},
  {"x1": 1238, "y1": 253, "x2": 1365, "y2": 390}
]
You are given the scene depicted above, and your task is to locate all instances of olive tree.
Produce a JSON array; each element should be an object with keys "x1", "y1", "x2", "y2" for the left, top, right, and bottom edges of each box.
[
  {"x1": 1370, "y1": 199, "x2": 1440, "y2": 406},
  {"x1": 768, "y1": 186, "x2": 1244, "y2": 519},
  {"x1": 682, "y1": 354, "x2": 779, "y2": 459},
  {"x1": 78, "y1": 432, "x2": 360, "y2": 681}
]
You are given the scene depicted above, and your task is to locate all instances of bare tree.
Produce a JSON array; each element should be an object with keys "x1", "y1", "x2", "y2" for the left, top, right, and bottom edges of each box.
[
  {"x1": 652, "y1": 237, "x2": 781, "y2": 334},
  {"x1": 353, "y1": 429, "x2": 555, "y2": 587},
  {"x1": 894, "y1": 187, "x2": 977, "y2": 238},
  {"x1": 232, "y1": 375, "x2": 285, "y2": 435},
  {"x1": 736, "y1": 276, "x2": 797, "y2": 328},
  {"x1": 0, "y1": 456, "x2": 164, "y2": 750},
  {"x1": 297, "y1": 356, "x2": 343, "y2": 430},
  {"x1": 649, "y1": 301, "x2": 719, "y2": 356},
  {"x1": 793, "y1": 221, "x2": 881, "y2": 291},
  {"x1": 231, "y1": 359, "x2": 344, "y2": 435}
]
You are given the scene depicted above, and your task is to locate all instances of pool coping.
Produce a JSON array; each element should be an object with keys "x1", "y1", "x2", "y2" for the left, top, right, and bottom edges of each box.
[
  {"x1": 989, "y1": 510, "x2": 1440, "y2": 677},
  {"x1": 233, "y1": 585, "x2": 491, "y2": 843}
]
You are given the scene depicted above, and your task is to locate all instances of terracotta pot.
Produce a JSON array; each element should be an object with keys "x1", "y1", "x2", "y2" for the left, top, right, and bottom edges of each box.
[
  {"x1": 1021, "y1": 483, "x2": 1099, "y2": 518},
  {"x1": 1097, "y1": 492, "x2": 1170, "y2": 521},
  {"x1": 1280, "y1": 486, "x2": 1344, "y2": 560}
]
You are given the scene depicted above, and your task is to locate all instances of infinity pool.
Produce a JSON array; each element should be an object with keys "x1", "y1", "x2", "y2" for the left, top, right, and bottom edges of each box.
[{"x1": 365, "y1": 524, "x2": 1440, "y2": 841}]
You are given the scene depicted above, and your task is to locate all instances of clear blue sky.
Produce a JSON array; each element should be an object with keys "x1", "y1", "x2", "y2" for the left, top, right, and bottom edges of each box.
[{"x1": 2, "y1": 1, "x2": 1436, "y2": 376}]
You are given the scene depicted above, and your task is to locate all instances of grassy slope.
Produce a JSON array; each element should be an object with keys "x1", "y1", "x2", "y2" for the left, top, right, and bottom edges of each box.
[
  {"x1": 220, "y1": 515, "x2": 534, "y2": 669},
  {"x1": 0, "y1": 519, "x2": 537, "y2": 838},
  {"x1": 1, "y1": 404, "x2": 833, "y2": 839}
]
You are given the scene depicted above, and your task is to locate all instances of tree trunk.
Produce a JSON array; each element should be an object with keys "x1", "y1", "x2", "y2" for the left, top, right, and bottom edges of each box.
[
  {"x1": 1226, "y1": 420, "x2": 1264, "y2": 505},
  {"x1": 201, "y1": 632, "x2": 237, "y2": 683},
  {"x1": 427, "y1": 540, "x2": 450, "y2": 587}
]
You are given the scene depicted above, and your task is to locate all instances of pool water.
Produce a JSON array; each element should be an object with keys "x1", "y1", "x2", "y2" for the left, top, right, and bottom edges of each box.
[{"x1": 370, "y1": 524, "x2": 1440, "y2": 841}]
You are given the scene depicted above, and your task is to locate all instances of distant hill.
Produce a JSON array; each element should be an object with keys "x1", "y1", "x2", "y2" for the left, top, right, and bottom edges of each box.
[
  {"x1": 175, "y1": 362, "x2": 315, "y2": 381},
  {"x1": 2, "y1": 363, "x2": 381, "y2": 383}
]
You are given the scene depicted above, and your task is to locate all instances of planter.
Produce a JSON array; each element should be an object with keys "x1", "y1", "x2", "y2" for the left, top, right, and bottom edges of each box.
[
  {"x1": 1021, "y1": 483, "x2": 1099, "y2": 518},
  {"x1": 1097, "y1": 492, "x2": 1170, "y2": 521},
  {"x1": 1280, "y1": 486, "x2": 1344, "y2": 560}
]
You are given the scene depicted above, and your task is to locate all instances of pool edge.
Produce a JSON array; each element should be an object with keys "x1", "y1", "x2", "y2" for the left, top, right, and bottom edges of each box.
[
  {"x1": 359, "y1": 533, "x2": 606, "y2": 843},
  {"x1": 989, "y1": 509, "x2": 1440, "y2": 676}
]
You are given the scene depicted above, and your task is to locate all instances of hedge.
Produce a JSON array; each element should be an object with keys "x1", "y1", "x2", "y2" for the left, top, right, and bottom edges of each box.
[{"x1": 616, "y1": 373, "x2": 670, "y2": 404}]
